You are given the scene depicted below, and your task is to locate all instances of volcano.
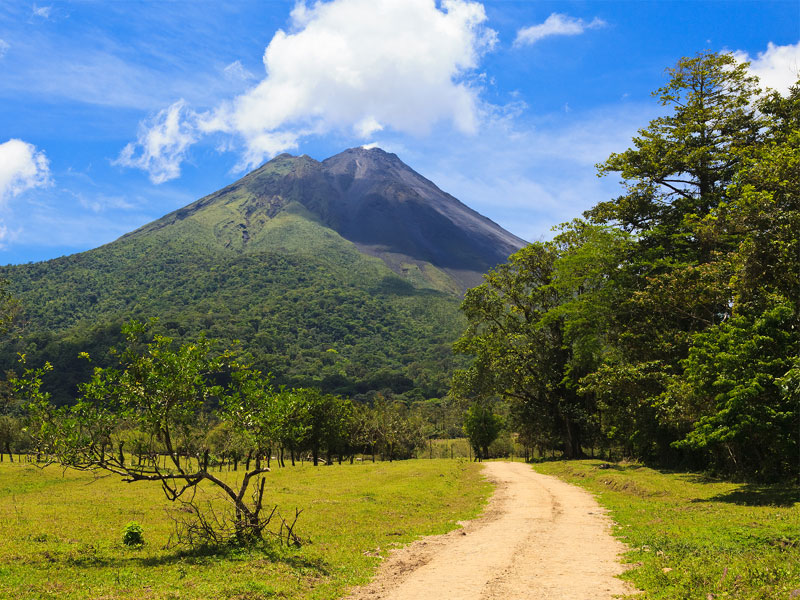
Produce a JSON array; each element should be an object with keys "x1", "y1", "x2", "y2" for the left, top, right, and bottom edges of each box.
[{"x1": 1, "y1": 147, "x2": 526, "y2": 403}]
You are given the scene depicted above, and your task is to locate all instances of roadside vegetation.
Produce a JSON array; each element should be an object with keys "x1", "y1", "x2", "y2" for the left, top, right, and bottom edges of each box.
[
  {"x1": 535, "y1": 460, "x2": 800, "y2": 599},
  {"x1": 453, "y1": 52, "x2": 800, "y2": 481},
  {"x1": 0, "y1": 458, "x2": 490, "y2": 600}
]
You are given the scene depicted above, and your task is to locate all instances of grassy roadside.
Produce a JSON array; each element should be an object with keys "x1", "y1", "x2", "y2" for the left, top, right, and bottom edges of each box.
[
  {"x1": 0, "y1": 458, "x2": 491, "y2": 600},
  {"x1": 533, "y1": 460, "x2": 800, "y2": 600}
]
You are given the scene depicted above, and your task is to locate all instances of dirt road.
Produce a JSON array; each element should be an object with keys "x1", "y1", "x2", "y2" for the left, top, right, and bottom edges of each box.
[{"x1": 346, "y1": 461, "x2": 634, "y2": 600}]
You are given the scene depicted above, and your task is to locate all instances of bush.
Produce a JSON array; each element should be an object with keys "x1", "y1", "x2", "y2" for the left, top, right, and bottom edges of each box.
[
  {"x1": 122, "y1": 521, "x2": 145, "y2": 547},
  {"x1": 488, "y1": 432, "x2": 514, "y2": 458}
]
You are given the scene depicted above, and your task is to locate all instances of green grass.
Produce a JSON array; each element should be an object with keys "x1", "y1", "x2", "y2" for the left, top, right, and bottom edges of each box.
[
  {"x1": 0, "y1": 458, "x2": 491, "y2": 600},
  {"x1": 533, "y1": 460, "x2": 800, "y2": 599}
]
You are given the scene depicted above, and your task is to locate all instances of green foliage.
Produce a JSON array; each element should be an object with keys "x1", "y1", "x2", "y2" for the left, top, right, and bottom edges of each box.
[
  {"x1": 463, "y1": 402, "x2": 502, "y2": 460},
  {"x1": 452, "y1": 241, "x2": 594, "y2": 458},
  {"x1": 0, "y1": 278, "x2": 20, "y2": 339},
  {"x1": 454, "y1": 52, "x2": 800, "y2": 479},
  {"x1": 121, "y1": 521, "x2": 144, "y2": 547},
  {"x1": 671, "y1": 302, "x2": 799, "y2": 477}
]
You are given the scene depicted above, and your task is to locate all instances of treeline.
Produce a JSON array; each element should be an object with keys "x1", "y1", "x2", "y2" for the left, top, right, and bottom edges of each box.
[
  {"x1": 2, "y1": 324, "x2": 472, "y2": 468},
  {"x1": 453, "y1": 52, "x2": 800, "y2": 480}
]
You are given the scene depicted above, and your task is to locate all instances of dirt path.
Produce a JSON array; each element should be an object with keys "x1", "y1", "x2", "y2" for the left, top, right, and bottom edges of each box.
[{"x1": 346, "y1": 461, "x2": 635, "y2": 600}]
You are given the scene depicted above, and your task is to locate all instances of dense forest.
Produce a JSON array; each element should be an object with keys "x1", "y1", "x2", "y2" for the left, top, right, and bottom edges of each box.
[
  {"x1": 453, "y1": 52, "x2": 800, "y2": 480},
  {"x1": 0, "y1": 208, "x2": 466, "y2": 407}
]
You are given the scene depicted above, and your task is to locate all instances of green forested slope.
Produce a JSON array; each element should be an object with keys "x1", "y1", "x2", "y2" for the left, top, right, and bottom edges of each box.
[{"x1": 1, "y1": 155, "x2": 475, "y2": 405}]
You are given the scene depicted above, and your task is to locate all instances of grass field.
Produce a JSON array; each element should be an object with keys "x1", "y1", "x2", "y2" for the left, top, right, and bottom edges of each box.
[
  {"x1": 0, "y1": 458, "x2": 491, "y2": 600},
  {"x1": 534, "y1": 460, "x2": 800, "y2": 600}
]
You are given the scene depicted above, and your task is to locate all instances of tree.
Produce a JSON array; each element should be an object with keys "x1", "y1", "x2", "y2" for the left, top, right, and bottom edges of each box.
[
  {"x1": 0, "y1": 415, "x2": 20, "y2": 461},
  {"x1": 371, "y1": 396, "x2": 424, "y2": 461},
  {"x1": 672, "y1": 303, "x2": 798, "y2": 478},
  {"x1": 452, "y1": 243, "x2": 588, "y2": 458},
  {"x1": 15, "y1": 320, "x2": 295, "y2": 546},
  {"x1": 576, "y1": 52, "x2": 770, "y2": 462},
  {"x1": 273, "y1": 388, "x2": 310, "y2": 467},
  {"x1": 463, "y1": 402, "x2": 501, "y2": 461},
  {"x1": 585, "y1": 52, "x2": 765, "y2": 371},
  {"x1": 590, "y1": 51, "x2": 762, "y2": 243},
  {"x1": 664, "y1": 80, "x2": 800, "y2": 479}
]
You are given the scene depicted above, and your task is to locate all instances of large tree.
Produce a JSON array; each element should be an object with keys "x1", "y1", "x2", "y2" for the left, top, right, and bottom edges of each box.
[
  {"x1": 452, "y1": 243, "x2": 588, "y2": 458},
  {"x1": 664, "y1": 81, "x2": 800, "y2": 477},
  {"x1": 577, "y1": 52, "x2": 770, "y2": 461}
]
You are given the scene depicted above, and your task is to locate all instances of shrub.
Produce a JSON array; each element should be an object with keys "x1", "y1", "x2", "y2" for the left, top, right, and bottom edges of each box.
[{"x1": 122, "y1": 521, "x2": 145, "y2": 547}]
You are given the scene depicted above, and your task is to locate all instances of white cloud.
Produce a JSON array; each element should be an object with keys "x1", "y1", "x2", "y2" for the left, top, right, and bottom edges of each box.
[
  {"x1": 32, "y1": 4, "x2": 52, "y2": 19},
  {"x1": 0, "y1": 39, "x2": 9, "y2": 59},
  {"x1": 0, "y1": 139, "x2": 51, "y2": 204},
  {"x1": 223, "y1": 60, "x2": 256, "y2": 82},
  {"x1": 514, "y1": 13, "x2": 606, "y2": 47},
  {"x1": 114, "y1": 100, "x2": 198, "y2": 184},
  {"x1": 126, "y1": 0, "x2": 497, "y2": 177},
  {"x1": 733, "y1": 41, "x2": 800, "y2": 95},
  {"x1": 71, "y1": 191, "x2": 136, "y2": 213}
]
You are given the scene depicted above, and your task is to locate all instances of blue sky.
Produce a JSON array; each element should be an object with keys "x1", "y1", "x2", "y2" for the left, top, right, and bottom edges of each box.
[{"x1": 0, "y1": 0, "x2": 798, "y2": 265}]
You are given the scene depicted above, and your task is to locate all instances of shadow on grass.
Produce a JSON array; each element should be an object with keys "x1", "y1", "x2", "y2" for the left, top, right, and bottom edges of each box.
[
  {"x1": 530, "y1": 457, "x2": 645, "y2": 473},
  {"x1": 691, "y1": 483, "x2": 800, "y2": 507},
  {"x1": 65, "y1": 542, "x2": 329, "y2": 575}
]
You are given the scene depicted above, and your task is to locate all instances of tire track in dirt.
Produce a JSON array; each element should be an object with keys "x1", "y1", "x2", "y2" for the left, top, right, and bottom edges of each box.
[{"x1": 346, "y1": 461, "x2": 635, "y2": 600}]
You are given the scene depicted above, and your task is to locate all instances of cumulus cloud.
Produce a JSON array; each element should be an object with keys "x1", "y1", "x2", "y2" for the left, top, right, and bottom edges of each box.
[
  {"x1": 0, "y1": 39, "x2": 9, "y2": 58},
  {"x1": 514, "y1": 13, "x2": 606, "y2": 47},
  {"x1": 121, "y1": 0, "x2": 497, "y2": 179},
  {"x1": 0, "y1": 139, "x2": 51, "y2": 203},
  {"x1": 734, "y1": 41, "x2": 800, "y2": 95},
  {"x1": 114, "y1": 100, "x2": 198, "y2": 184}
]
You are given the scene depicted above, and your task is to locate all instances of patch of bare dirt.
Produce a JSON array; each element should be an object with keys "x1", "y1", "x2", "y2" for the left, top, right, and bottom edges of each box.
[{"x1": 346, "y1": 461, "x2": 635, "y2": 599}]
